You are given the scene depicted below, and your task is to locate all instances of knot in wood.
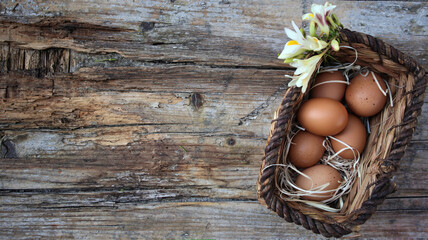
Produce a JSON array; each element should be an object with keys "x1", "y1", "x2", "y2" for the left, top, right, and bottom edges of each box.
[
  {"x1": 227, "y1": 137, "x2": 236, "y2": 146},
  {"x1": 139, "y1": 22, "x2": 156, "y2": 32},
  {"x1": 190, "y1": 92, "x2": 203, "y2": 110}
]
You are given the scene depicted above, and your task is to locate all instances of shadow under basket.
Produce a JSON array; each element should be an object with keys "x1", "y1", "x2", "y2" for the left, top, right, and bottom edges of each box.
[{"x1": 256, "y1": 29, "x2": 427, "y2": 238}]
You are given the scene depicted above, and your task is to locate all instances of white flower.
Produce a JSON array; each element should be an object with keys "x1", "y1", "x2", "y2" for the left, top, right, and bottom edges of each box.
[
  {"x1": 286, "y1": 54, "x2": 324, "y2": 93},
  {"x1": 303, "y1": 2, "x2": 336, "y2": 36},
  {"x1": 278, "y1": 21, "x2": 328, "y2": 60}
]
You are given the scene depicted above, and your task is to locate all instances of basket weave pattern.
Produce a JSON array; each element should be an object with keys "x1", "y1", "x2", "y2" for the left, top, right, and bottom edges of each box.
[{"x1": 257, "y1": 29, "x2": 427, "y2": 238}]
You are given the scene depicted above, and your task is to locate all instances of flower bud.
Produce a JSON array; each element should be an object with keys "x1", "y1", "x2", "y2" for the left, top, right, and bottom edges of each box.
[
  {"x1": 332, "y1": 14, "x2": 343, "y2": 28},
  {"x1": 300, "y1": 28, "x2": 306, "y2": 38},
  {"x1": 309, "y1": 21, "x2": 317, "y2": 37},
  {"x1": 327, "y1": 16, "x2": 336, "y2": 28},
  {"x1": 331, "y1": 39, "x2": 340, "y2": 51}
]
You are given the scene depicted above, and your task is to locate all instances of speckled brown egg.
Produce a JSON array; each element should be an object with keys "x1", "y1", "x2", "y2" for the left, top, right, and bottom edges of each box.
[
  {"x1": 331, "y1": 114, "x2": 367, "y2": 159},
  {"x1": 297, "y1": 98, "x2": 348, "y2": 136},
  {"x1": 295, "y1": 164, "x2": 342, "y2": 201},
  {"x1": 345, "y1": 71, "x2": 387, "y2": 117},
  {"x1": 310, "y1": 71, "x2": 347, "y2": 101},
  {"x1": 288, "y1": 131, "x2": 325, "y2": 168}
]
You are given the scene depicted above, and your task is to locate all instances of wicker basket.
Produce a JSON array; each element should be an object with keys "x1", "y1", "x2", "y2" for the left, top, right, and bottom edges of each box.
[{"x1": 256, "y1": 29, "x2": 427, "y2": 238}]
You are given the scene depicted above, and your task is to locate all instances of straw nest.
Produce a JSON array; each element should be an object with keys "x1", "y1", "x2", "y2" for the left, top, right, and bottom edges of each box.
[{"x1": 256, "y1": 29, "x2": 427, "y2": 238}]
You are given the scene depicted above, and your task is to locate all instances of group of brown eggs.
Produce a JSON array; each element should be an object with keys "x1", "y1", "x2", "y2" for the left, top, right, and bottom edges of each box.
[{"x1": 289, "y1": 70, "x2": 388, "y2": 201}]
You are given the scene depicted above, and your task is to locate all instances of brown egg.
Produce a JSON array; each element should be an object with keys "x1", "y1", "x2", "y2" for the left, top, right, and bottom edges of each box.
[
  {"x1": 345, "y1": 71, "x2": 387, "y2": 117},
  {"x1": 295, "y1": 164, "x2": 342, "y2": 201},
  {"x1": 310, "y1": 71, "x2": 347, "y2": 101},
  {"x1": 288, "y1": 131, "x2": 325, "y2": 168},
  {"x1": 297, "y1": 98, "x2": 348, "y2": 136},
  {"x1": 331, "y1": 114, "x2": 367, "y2": 159}
]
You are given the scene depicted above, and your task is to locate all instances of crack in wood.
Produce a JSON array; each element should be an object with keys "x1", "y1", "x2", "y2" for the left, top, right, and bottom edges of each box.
[
  {"x1": 2, "y1": 187, "x2": 426, "y2": 211},
  {"x1": 0, "y1": 123, "x2": 190, "y2": 131},
  {"x1": 0, "y1": 45, "x2": 71, "y2": 78},
  {"x1": 1, "y1": 44, "x2": 293, "y2": 77},
  {"x1": 0, "y1": 17, "x2": 131, "y2": 33},
  {"x1": 238, "y1": 82, "x2": 288, "y2": 125}
]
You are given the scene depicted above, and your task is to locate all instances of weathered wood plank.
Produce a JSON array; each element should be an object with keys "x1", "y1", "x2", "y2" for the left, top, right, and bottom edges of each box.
[
  {"x1": 0, "y1": 67, "x2": 289, "y2": 129},
  {"x1": 333, "y1": 1, "x2": 428, "y2": 69},
  {"x1": 0, "y1": 137, "x2": 426, "y2": 197},
  {"x1": 1, "y1": 178, "x2": 426, "y2": 211},
  {"x1": 0, "y1": 201, "x2": 426, "y2": 239},
  {"x1": 1, "y1": 184, "x2": 427, "y2": 211},
  {"x1": 0, "y1": 0, "x2": 302, "y2": 67},
  {"x1": 0, "y1": 1, "x2": 426, "y2": 68},
  {"x1": 1, "y1": 62, "x2": 427, "y2": 131},
  {"x1": 0, "y1": 1, "x2": 427, "y2": 239}
]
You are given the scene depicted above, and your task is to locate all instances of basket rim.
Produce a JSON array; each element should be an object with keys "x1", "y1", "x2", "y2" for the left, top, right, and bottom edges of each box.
[{"x1": 256, "y1": 28, "x2": 427, "y2": 238}]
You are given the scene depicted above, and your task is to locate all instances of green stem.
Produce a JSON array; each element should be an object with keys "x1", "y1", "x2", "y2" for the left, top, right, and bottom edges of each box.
[{"x1": 325, "y1": 54, "x2": 340, "y2": 63}]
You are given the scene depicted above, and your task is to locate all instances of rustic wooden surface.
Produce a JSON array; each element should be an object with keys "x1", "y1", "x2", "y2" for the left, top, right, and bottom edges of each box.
[{"x1": 0, "y1": 0, "x2": 427, "y2": 239}]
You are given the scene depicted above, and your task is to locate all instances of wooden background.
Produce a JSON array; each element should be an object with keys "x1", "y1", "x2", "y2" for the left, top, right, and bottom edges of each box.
[{"x1": 0, "y1": 0, "x2": 427, "y2": 239}]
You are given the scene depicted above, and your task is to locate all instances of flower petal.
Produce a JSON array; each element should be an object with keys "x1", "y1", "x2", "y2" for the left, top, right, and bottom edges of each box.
[
  {"x1": 291, "y1": 21, "x2": 305, "y2": 42},
  {"x1": 287, "y1": 54, "x2": 324, "y2": 92},
  {"x1": 302, "y1": 13, "x2": 314, "y2": 20},
  {"x1": 311, "y1": 4, "x2": 325, "y2": 16},
  {"x1": 284, "y1": 27, "x2": 298, "y2": 41},
  {"x1": 301, "y1": 80, "x2": 309, "y2": 92},
  {"x1": 287, "y1": 77, "x2": 299, "y2": 87},
  {"x1": 278, "y1": 44, "x2": 303, "y2": 59},
  {"x1": 324, "y1": 2, "x2": 336, "y2": 13},
  {"x1": 307, "y1": 36, "x2": 328, "y2": 51},
  {"x1": 291, "y1": 21, "x2": 301, "y2": 35},
  {"x1": 296, "y1": 72, "x2": 310, "y2": 87}
]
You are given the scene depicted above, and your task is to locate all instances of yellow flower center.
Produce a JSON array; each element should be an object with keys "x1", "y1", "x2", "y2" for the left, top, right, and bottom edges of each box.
[{"x1": 286, "y1": 40, "x2": 299, "y2": 46}]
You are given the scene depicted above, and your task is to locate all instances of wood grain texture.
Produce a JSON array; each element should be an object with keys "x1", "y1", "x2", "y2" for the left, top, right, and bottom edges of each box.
[
  {"x1": 0, "y1": 0, "x2": 427, "y2": 239},
  {"x1": 1, "y1": 202, "x2": 427, "y2": 239},
  {"x1": 0, "y1": 0, "x2": 427, "y2": 68}
]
